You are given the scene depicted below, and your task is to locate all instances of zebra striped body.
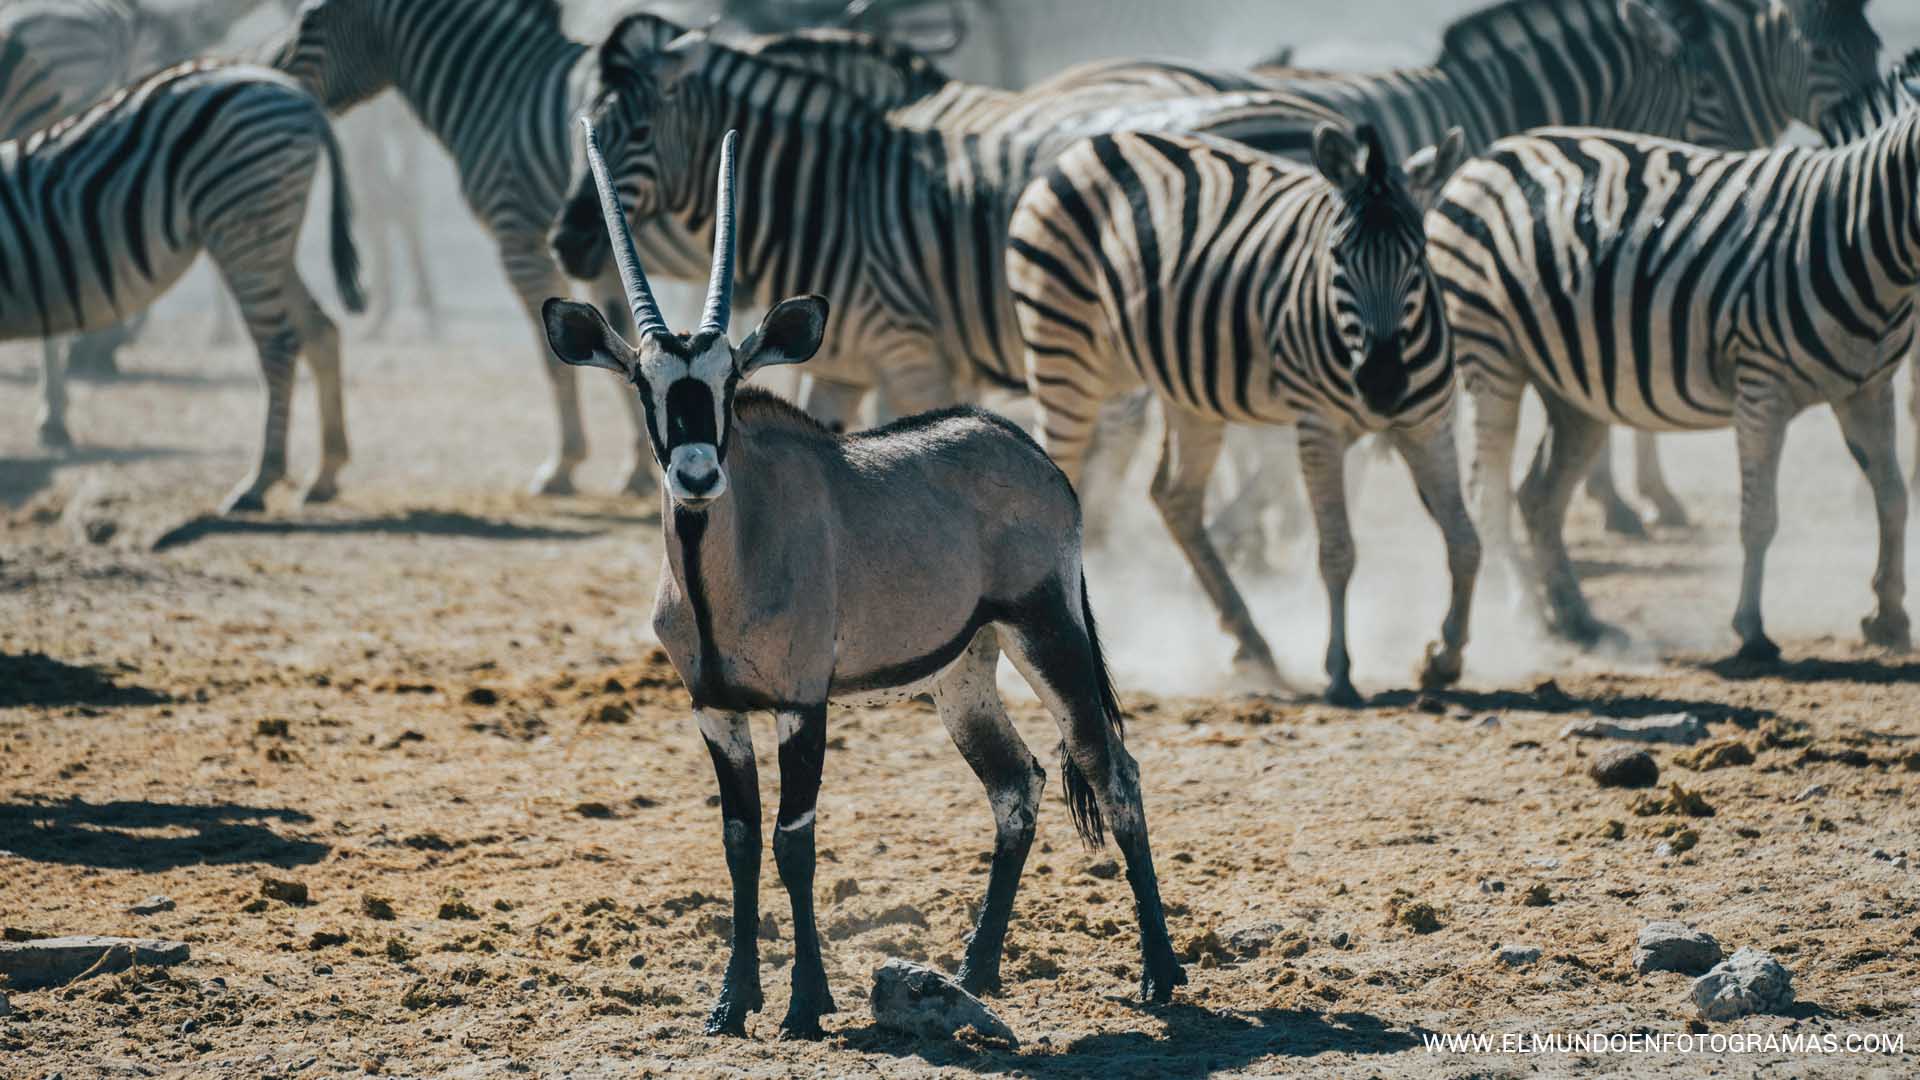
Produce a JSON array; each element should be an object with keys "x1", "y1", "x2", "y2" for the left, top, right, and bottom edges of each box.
[
  {"x1": 0, "y1": 0, "x2": 140, "y2": 132},
  {"x1": 6, "y1": 61, "x2": 363, "y2": 512},
  {"x1": 1429, "y1": 90, "x2": 1920, "y2": 658},
  {"x1": 267, "y1": 0, "x2": 702, "y2": 496},
  {"x1": 1005, "y1": 128, "x2": 1476, "y2": 702}
]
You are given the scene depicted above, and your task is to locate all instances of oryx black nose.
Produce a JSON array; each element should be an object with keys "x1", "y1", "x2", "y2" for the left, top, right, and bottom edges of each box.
[
  {"x1": 675, "y1": 467, "x2": 720, "y2": 496},
  {"x1": 1356, "y1": 341, "x2": 1410, "y2": 415}
]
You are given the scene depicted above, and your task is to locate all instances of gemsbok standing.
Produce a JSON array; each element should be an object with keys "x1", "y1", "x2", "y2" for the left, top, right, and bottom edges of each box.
[
  {"x1": 4, "y1": 62, "x2": 363, "y2": 511},
  {"x1": 542, "y1": 122, "x2": 1184, "y2": 1038},
  {"x1": 1428, "y1": 63, "x2": 1920, "y2": 660},
  {"x1": 1006, "y1": 125, "x2": 1476, "y2": 704}
]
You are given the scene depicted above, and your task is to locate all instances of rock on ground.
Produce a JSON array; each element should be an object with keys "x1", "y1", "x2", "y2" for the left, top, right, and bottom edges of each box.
[
  {"x1": 1496, "y1": 944, "x2": 1542, "y2": 968},
  {"x1": 869, "y1": 959, "x2": 1017, "y2": 1046},
  {"x1": 0, "y1": 936, "x2": 190, "y2": 990},
  {"x1": 1562, "y1": 713, "x2": 1707, "y2": 745},
  {"x1": 1634, "y1": 922, "x2": 1723, "y2": 975},
  {"x1": 128, "y1": 895, "x2": 175, "y2": 916},
  {"x1": 1589, "y1": 747, "x2": 1660, "y2": 788},
  {"x1": 1692, "y1": 948, "x2": 1794, "y2": 1021}
]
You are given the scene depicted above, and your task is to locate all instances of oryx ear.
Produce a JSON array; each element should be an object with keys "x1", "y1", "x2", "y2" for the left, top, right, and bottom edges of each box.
[
  {"x1": 1311, "y1": 123, "x2": 1363, "y2": 191},
  {"x1": 1402, "y1": 127, "x2": 1466, "y2": 207},
  {"x1": 542, "y1": 298, "x2": 638, "y2": 378},
  {"x1": 1619, "y1": 0, "x2": 1686, "y2": 61},
  {"x1": 737, "y1": 295, "x2": 828, "y2": 376}
]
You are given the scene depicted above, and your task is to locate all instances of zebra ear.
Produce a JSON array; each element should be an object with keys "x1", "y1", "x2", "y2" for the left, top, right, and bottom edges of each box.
[
  {"x1": 1402, "y1": 127, "x2": 1466, "y2": 207},
  {"x1": 1311, "y1": 123, "x2": 1363, "y2": 191},
  {"x1": 1619, "y1": 0, "x2": 1686, "y2": 61},
  {"x1": 737, "y1": 296, "x2": 829, "y2": 376},
  {"x1": 543, "y1": 299, "x2": 639, "y2": 379},
  {"x1": 656, "y1": 30, "x2": 714, "y2": 95}
]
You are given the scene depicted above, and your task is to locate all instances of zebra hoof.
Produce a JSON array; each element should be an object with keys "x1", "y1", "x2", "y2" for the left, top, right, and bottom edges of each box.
[
  {"x1": 37, "y1": 421, "x2": 73, "y2": 452},
  {"x1": 1650, "y1": 503, "x2": 1691, "y2": 530},
  {"x1": 1599, "y1": 500, "x2": 1649, "y2": 539},
  {"x1": 529, "y1": 465, "x2": 578, "y2": 497},
  {"x1": 1734, "y1": 635, "x2": 1782, "y2": 664},
  {"x1": 1324, "y1": 678, "x2": 1363, "y2": 708},
  {"x1": 1862, "y1": 611, "x2": 1911, "y2": 652},
  {"x1": 220, "y1": 489, "x2": 269, "y2": 515},
  {"x1": 299, "y1": 481, "x2": 340, "y2": 506},
  {"x1": 1417, "y1": 642, "x2": 1463, "y2": 690},
  {"x1": 621, "y1": 464, "x2": 659, "y2": 499}
]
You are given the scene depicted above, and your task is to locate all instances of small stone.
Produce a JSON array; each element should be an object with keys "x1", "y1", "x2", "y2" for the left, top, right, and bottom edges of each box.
[
  {"x1": 1590, "y1": 747, "x2": 1660, "y2": 788},
  {"x1": 129, "y1": 895, "x2": 175, "y2": 916},
  {"x1": 260, "y1": 878, "x2": 309, "y2": 905},
  {"x1": 463, "y1": 686, "x2": 499, "y2": 706},
  {"x1": 1792, "y1": 784, "x2": 1829, "y2": 803},
  {"x1": 628, "y1": 954, "x2": 646, "y2": 970},
  {"x1": 1634, "y1": 922, "x2": 1723, "y2": 975},
  {"x1": 1478, "y1": 879, "x2": 1507, "y2": 894},
  {"x1": 518, "y1": 977, "x2": 539, "y2": 991},
  {"x1": 1561, "y1": 713, "x2": 1707, "y2": 745},
  {"x1": 1673, "y1": 739, "x2": 1754, "y2": 771},
  {"x1": 1691, "y1": 948, "x2": 1793, "y2": 1020},
  {"x1": 575, "y1": 802, "x2": 614, "y2": 819},
  {"x1": 870, "y1": 958, "x2": 1017, "y2": 1045},
  {"x1": 1328, "y1": 931, "x2": 1351, "y2": 949},
  {"x1": 0, "y1": 936, "x2": 189, "y2": 990},
  {"x1": 313, "y1": 964, "x2": 333, "y2": 975},
  {"x1": 1654, "y1": 829, "x2": 1699, "y2": 858},
  {"x1": 1495, "y1": 944, "x2": 1542, "y2": 968}
]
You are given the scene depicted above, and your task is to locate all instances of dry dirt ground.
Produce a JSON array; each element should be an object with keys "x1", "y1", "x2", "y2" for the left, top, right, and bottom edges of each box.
[{"x1": 3, "y1": 335, "x2": 1919, "y2": 1079}]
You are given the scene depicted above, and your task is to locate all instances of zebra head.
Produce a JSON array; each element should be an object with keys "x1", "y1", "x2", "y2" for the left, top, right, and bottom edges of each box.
[
  {"x1": 265, "y1": 0, "x2": 391, "y2": 111},
  {"x1": 1663, "y1": 0, "x2": 1882, "y2": 150},
  {"x1": 544, "y1": 122, "x2": 827, "y2": 510},
  {"x1": 1313, "y1": 124, "x2": 1456, "y2": 419},
  {"x1": 551, "y1": 13, "x2": 705, "y2": 282}
]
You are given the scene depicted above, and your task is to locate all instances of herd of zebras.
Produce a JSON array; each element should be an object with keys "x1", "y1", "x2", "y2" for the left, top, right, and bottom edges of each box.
[{"x1": 5, "y1": 0, "x2": 1909, "y2": 695}]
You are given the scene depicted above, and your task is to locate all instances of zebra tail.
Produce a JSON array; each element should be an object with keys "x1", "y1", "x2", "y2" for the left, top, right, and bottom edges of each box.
[
  {"x1": 318, "y1": 110, "x2": 366, "y2": 315},
  {"x1": 1060, "y1": 571, "x2": 1125, "y2": 849}
]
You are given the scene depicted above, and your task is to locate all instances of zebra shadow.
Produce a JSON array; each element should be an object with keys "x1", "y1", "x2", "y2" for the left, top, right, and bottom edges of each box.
[
  {"x1": 0, "y1": 652, "x2": 170, "y2": 710},
  {"x1": 149, "y1": 508, "x2": 610, "y2": 552},
  {"x1": 0, "y1": 446, "x2": 212, "y2": 508},
  {"x1": 1372, "y1": 686, "x2": 1773, "y2": 727},
  {"x1": 0, "y1": 796, "x2": 327, "y2": 871},
  {"x1": 836, "y1": 1002, "x2": 1419, "y2": 1075},
  {"x1": 1698, "y1": 654, "x2": 1920, "y2": 686}
]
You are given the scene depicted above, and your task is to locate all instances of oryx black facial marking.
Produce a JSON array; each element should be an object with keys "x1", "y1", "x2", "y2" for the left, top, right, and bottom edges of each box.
[{"x1": 541, "y1": 117, "x2": 1185, "y2": 1042}]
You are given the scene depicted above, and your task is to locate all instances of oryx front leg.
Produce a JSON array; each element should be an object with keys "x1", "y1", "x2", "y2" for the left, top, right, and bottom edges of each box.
[
  {"x1": 932, "y1": 630, "x2": 1043, "y2": 997},
  {"x1": 1730, "y1": 379, "x2": 1794, "y2": 662},
  {"x1": 1298, "y1": 417, "x2": 1361, "y2": 705},
  {"x1": 1392, "y1": 413, "x2": 1481, "y2": 691},
  {"x1": 697, "y1": 708, "x2": 764, "y2": 1037},
  {"x1": 772, "y1": 705, "x2": 835, "y2": 1039},
  {"x1": 1834, "y1": 377, "x2": 1910, "y2": 651}
]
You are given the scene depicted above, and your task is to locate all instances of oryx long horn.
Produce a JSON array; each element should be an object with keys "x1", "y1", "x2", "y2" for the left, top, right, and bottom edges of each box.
[
  {"x1": 699, "y1": 129, "x2": 738, "y2": 336},
  {"x1": 579, "y1": 117, "x2": 668, "y2": 341}
]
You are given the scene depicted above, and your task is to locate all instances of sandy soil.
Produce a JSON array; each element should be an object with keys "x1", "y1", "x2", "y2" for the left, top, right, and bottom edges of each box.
[{"x1": 3, "y1": 332, "x2": 1919, "y2": 1080}]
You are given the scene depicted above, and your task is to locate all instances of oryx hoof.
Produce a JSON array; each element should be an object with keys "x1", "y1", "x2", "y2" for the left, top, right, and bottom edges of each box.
[
  {"x1": 955, "y1": 961, "x2": 1003, "y2": 998},
  {"x1": 1140, "y1": 954, "x2": 1188, "y2": 1005},
  {"x1": 1418, "y1": 642, "x2": 1463, "y2": 690},
  {"x1": 776, "y1": 982, "x2": 835, "y2": 1041},
  {"x1": 1862, "y1": 610, "x2": 1911, "y2": 652},
  {"x1": 703, "y1": 979, "x2": 763, "y2": 1038}
]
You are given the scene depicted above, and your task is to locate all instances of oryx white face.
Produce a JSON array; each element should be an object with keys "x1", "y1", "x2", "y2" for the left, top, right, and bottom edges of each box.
[{"x1": 541, "y1": 296, "x2": 831, "y2": 511}]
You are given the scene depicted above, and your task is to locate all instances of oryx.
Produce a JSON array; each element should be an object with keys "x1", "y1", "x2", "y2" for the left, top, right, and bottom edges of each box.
[{"x1": 541, "y1": 121, "x2": 1185, "y2": 1039}]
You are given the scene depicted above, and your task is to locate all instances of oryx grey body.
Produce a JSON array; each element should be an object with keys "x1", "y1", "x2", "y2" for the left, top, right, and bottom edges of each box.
[
  {"x1": 541, "y1": 123, "x2": 1184, "y2": 1039},
  {"x1": 7, "y1": 61, "x2": 362, "y2": 512}
]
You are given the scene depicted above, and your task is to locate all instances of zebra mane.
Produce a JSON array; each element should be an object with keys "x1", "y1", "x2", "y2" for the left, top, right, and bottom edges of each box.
[
  {"x1": 1818, "y1": 47, "x2": 1920, "y2": 144},
  {"x1": 739, "y1": 28, "x2": 952, "y2": 110},
  {"x1": 1440, "y1": 0, "x2": 1736, "y2": 67}
]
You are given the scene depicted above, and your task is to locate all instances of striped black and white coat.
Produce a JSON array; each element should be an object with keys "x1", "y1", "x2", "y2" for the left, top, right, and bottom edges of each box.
[
  {"x1": 1427, "y1": 67, "x2": 1920, "y2": 662},
  {"x1": 4, "y1": 61, "x2": 364, "y2": 512},
  {"x1": 1004, "y1": 126, "x2": 1475, "y2": 704}
]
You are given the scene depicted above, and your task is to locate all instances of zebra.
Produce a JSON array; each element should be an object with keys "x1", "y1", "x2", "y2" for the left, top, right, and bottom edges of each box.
[
  {"x1": 1427, "y1": 68, "x2": 1920, "y2": 661},
  {"x1": 0, "y1": 31, "x2": 59, "y2": 142},
  {"x1": 6, "y1": 61, "x2": 364, "y2": 512},
  {"x1": 1004, "y1": 125, "x2": 1474, "y2": 704},
  {"x1": 265, "y1": 0, "x2": 703, "y2": 497},
  {"x1": 544, "y1": 122, "x2": 1184, "y2": 1037}
]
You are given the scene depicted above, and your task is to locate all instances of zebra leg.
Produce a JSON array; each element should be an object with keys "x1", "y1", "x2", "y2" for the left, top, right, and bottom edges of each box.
[
  {"x1": 509, "y1": 250, "x2": 587, "y2": 496},
  {"x1": 1468, "y1": 375, "x2": 1533, "y2": 616},
  {"x1": 1633, "y1": 432, "x2": 1690, "y2": 528},
  {"x1": 1583, "y1": 431, "x2": 1650, "y2": 539},
  {"x1": 1000, "y1": 592, "x2": 1185, "y2": 1005},
  {"x1": 1729, "y1": 381, "x2": 1795, "y2": 661},
  {"x1": 1079, "y1": 391, "x2": 1152, "y2": 550},
  {"x1": 1908, "y1": 354, "x2": 1920, "y2": 501},
  {"x1": 1151, "y1": 406, "x2": 1285, "y2": 690},
  {"x1": 933, "y1": 629, "x2": 1044, "y2": 997},
  {"x1": 1833, "y1": 378, "x2": 1910, "y2": 651},
  {"x1": 1209, "y1": 426, "x2": 1285, "y2": 577},
  {"x1": 221, "y1": 322, "x2": 299, "y2": 515},
  {"x1": 1298, "y1": 417, "x2": 1363, "y2": 706},
  {"x1": 795, "y1": 376, "x2": 869, "y2": 433},
  {"x1": 292, "y1": 285, "x2": 350, "y2": 505},
  {"x1": 1392, "y1": 414, "x2": 1481, "y2": 691},
  {"x1": 37, "y1": 337, "x2": 73, "y2": 450},
  {"x1": 697, "y1": 707, "x2": 765, "y2": 1037},
  {"x1": 1519, "y1": 397, "x2": 1619, "y2": 646},
  {"x1": 771, "y1": 704, "x2": 835, "y2": 1039}
]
